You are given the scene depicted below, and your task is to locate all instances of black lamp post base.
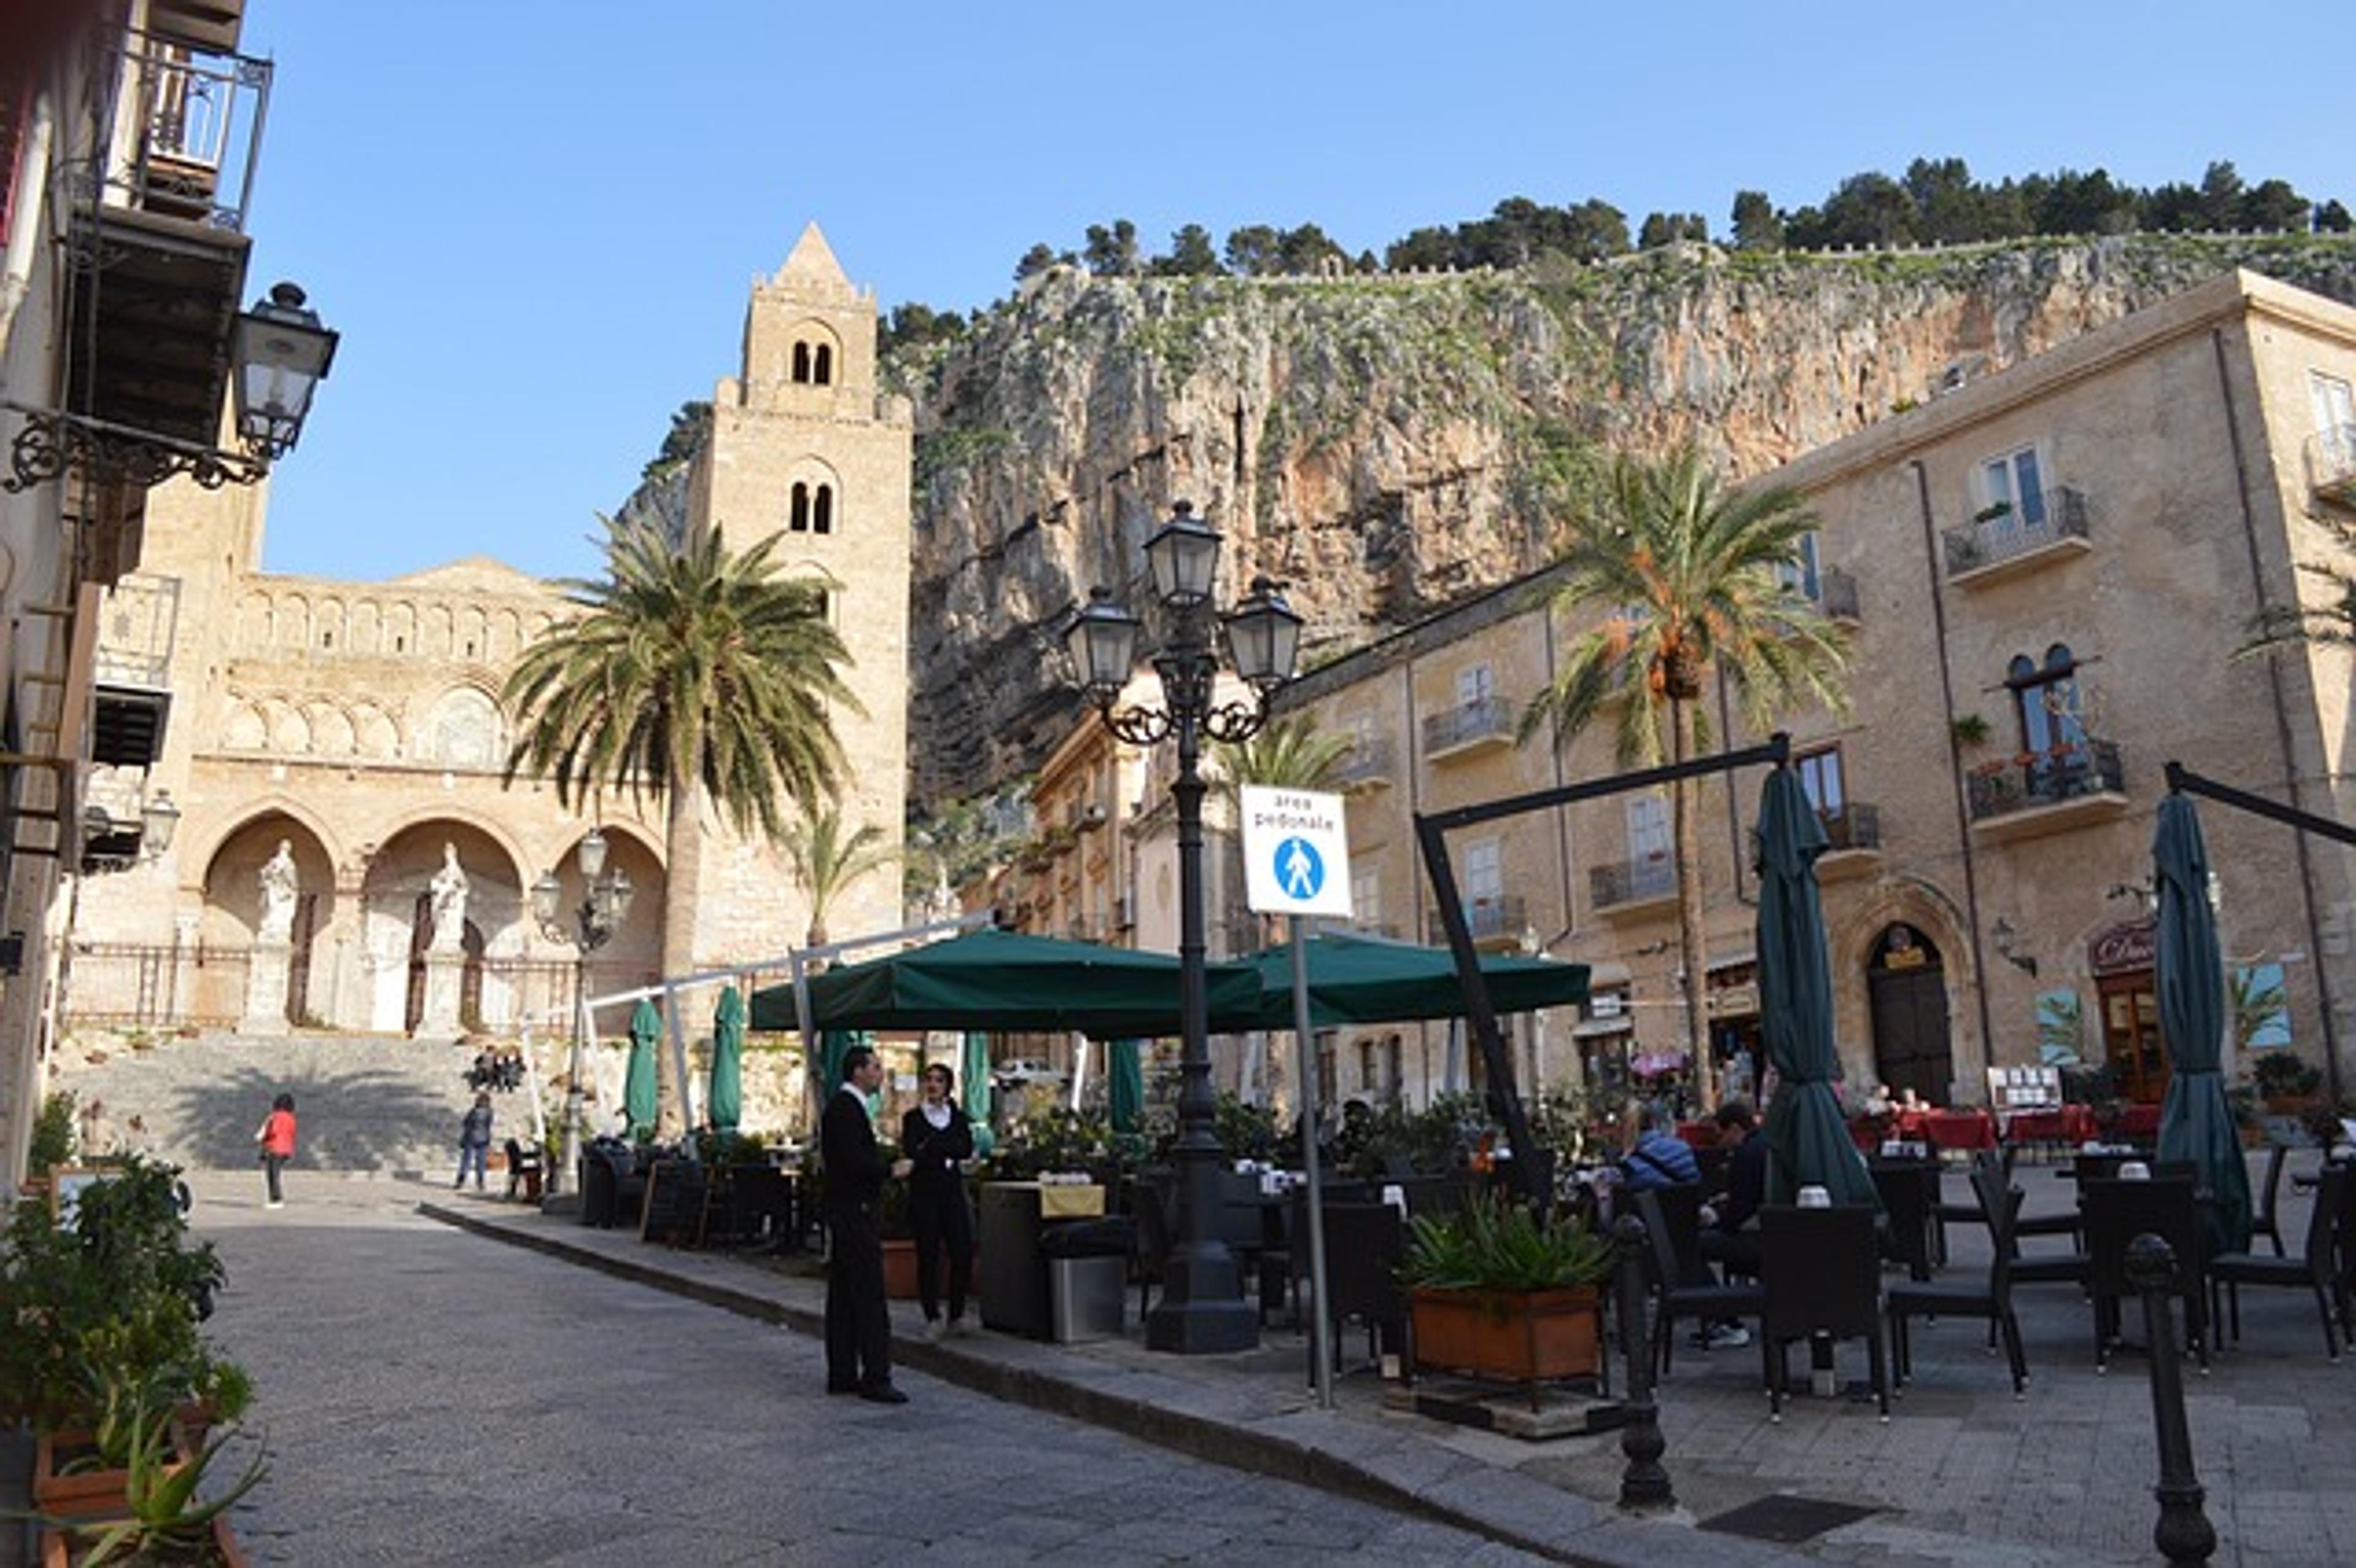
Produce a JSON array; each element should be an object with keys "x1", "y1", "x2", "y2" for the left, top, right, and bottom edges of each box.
[{"x1": 1145, "y1": 1293, "x2": 1260, "y2": 1355}]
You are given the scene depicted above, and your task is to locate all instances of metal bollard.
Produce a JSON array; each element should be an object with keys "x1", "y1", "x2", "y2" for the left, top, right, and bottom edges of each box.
[
  {"x1": 1612, "y1": 1213, "x2": 1674, "y2": 1512},
  {"x1": 2127, "y1": 1234, "x2": 2215, "y2": 1565}
]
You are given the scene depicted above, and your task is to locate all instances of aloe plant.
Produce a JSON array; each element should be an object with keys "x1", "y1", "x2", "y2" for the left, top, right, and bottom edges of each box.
[
  {"x1": 71, "y1": 1404, "x2": 267, "y2": 1567},
  {"x1": 1399, "y1": 1190, "x2": 1612, "y2": 1293}
]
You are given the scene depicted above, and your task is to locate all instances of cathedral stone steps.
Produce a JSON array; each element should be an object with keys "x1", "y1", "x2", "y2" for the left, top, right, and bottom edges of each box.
[{"x1": 47, "y1": 1032, "x2": 544, "y2": 1178}]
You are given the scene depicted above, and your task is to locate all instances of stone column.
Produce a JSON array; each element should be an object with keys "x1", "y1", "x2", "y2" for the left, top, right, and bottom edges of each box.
[{"x1": 243, "y1": 937, "x2": 291, "y2": 1036}]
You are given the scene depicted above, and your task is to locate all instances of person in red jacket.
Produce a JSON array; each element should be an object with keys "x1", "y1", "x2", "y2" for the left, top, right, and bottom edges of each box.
[{"x1": 255, "y1": 1093, "x2": 297, "y2": 1210}]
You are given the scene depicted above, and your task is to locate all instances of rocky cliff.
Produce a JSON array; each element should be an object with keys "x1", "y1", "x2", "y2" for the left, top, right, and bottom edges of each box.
[{"x1": 884, "y1": 234, "x2": 2356, "y2": 805}]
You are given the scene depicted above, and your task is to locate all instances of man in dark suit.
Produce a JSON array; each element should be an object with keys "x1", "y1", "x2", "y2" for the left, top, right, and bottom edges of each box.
[{"x1": 823, "y1": 1044, "x2": 912, "y2": 1402}]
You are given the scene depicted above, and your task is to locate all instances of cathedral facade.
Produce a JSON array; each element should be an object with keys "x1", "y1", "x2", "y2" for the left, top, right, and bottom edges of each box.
[{"x1": 66, "y1": 226, "x2": 910, "y2": 1037}]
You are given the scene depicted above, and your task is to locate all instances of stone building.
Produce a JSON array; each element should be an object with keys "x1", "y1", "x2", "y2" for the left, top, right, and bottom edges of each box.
[
  {"x1": 1247, "y1": 269, "x2": 2356, "y2": 1112},
  {"x1": 65, "y1": 225, "x2": 910, "y2": 1041}
]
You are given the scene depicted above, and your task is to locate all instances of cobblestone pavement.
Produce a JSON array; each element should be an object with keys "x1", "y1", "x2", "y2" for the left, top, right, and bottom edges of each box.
[{"x1": 183, "y1": 1171, "x2": 1549, "y2": 1566}]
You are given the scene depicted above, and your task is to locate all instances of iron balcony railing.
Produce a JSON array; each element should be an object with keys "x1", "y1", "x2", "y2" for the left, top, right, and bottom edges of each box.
[
  {"x1": 1427, "y1": 894, "x2": 1528, "y2": 942},
  {"x1": 1940, "y1": 486, "x2": 2090, "y2": 577},
  {"x1": 1820, "y1": 801, "x2": 1881, "y2": 851},
  {"x1": 1421, "y1": 694, "x2": 1514, "y2": 756},
  {"x1": 1333, "y1": 736, "x2": 1395, "y2": 786},
  {"x1": 84, "y1": 28, "x2": 275, "y2": 231},
  {"x1": 2308, "y1": 424, "x2": 2356, "y2": 504},
  {"x1": 1590, "y1": 856, "x2": 1676, "y2": 909},
  {"x1": 1966, "y1": 739, "x2": 2127, "y2": 822},
  {"x1": 93, "y1": 573, "x2": 181, "y2": 687}
]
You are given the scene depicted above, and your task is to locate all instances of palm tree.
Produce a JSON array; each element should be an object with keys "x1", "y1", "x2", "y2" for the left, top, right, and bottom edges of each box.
[
  {"x1": 1212, "y1": 713, "x2": 1357, "y2": 807},
  {"x1": 1516, "y1": 444, "x2": 1849, "y2": 1111},
  {"x1": 782, "y1": 804, "x2": 899, "y2": 948},
  {"x1": 2238, "y1": 510, "x2": 2356, "y2": 656},
  {"x1": 503, "y1": 515, "x2": 860, "y2": 1132}
]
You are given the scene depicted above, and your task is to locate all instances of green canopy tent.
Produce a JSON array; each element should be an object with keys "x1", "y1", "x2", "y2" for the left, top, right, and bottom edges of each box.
[
  {"x1": 1754, "y1": 766, "x2": 1877, "y2": 1208},
  {"x1": 1109, "y1": 1040, "x2": 1146, "y2": 1134},
  {"x1": 2153, "y1": 793, "x2": 2253, "y2": 1257},
  {"x1": 961, "y1": 1031, "x2": 996, "y2": 1157},
  {"x1": 623, "y1": 997, "x2": 661, "y2": 1138},
  {"x1": 748, "y1": 926, "x2": 1262, "y2": 1037},
  {"x1": 1238, "y1": 929, "x2": 1590, "y2": 1028},
  {"x1": 707, "y1": 985, "x2": 745, "y2": 1134}
]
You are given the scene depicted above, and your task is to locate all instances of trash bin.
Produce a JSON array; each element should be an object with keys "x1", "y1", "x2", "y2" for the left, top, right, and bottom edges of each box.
[{"x1": 1041, "y1": 1217, "x2": 1131, "y2": 1343}]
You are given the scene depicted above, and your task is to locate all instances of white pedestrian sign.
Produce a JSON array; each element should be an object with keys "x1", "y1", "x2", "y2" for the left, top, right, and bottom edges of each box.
[{"x1": 1241, "y1": 786, "x2": 1353, "y2": 918}]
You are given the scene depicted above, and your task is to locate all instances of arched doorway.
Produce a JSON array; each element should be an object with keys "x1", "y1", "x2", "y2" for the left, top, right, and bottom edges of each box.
[
  {"x1": 199, "y1": 817, "x2": 335, "y2": 1027},
  {"x1": 359, "y1": 824, "x2": 517, "y2": 1034},
  {"x1": 1868, "y1": 923, "x2": 1954, "y2": 1103}
]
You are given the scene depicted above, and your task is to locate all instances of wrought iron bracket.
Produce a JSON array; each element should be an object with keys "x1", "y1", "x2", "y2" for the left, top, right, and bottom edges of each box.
[{"x1": 3, "y1": 404, "x2": 271, "y2": 493}]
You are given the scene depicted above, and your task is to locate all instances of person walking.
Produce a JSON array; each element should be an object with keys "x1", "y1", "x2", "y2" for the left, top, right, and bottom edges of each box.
[
  {"x1": 823, "y1": 1044, "x2": 912, "y2": 1403},
  {"x1": 455, "y1": 1091, "x2": 494, "y2": 1191},
  {"x1": 255, "y1": 1092, "x2": 297, "y2": 1210},
  {"x1": 900, "y1": 1063, "x2": 976, "y2": 1340}
]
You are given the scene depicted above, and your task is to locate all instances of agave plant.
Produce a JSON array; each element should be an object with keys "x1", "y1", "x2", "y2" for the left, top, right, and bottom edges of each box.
[
  {"x1": 68, "y1": 1403, "x2": 268, "y2": 1567},
  {"x1": 1399, "y1": 1190, "x2": 1612, "y2": 1293}
]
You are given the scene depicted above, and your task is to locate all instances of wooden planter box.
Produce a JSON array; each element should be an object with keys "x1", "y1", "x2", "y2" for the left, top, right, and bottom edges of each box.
[
  {"x1": 40, "y1": 1513, "x2": 247, "y2": 1567},
  {"x1": 1408, "y1": 1285, "x2": 1604, "y2": 1391},
  {"x1": 32, "y1": 1424, "x2": 193, "y2": 1521}
]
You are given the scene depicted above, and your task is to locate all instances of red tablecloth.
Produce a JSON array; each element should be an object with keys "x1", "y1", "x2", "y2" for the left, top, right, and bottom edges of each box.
[
  {"x1": 2115, "y1": 1103, "x2": 2162, "y2": 1139},
  {"x1": 1675, "y1": 1121, "x2": 1717, "y2": 1150},
  {"x1": 2001, "y1": 1105, "x2": 2099, "y2": 1145},
  {"x1": 1900, "y1": 1108, "x2": 1996, "y2": 1151}
]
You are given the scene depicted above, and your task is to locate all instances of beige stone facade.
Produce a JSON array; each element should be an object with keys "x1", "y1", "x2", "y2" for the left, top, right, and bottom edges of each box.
[
  {"x1": 64, "y1": 225, "x2": 912, "y2": 1041},
  {"x1": 1261, "y1": 269, "x2": 2356, "y2": 1112}
]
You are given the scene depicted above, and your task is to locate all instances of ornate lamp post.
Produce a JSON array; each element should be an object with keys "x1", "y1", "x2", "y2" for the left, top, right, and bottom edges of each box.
[
  {"x1": 529, "y1": 828, "x2": 635, "y2": 1197},
  {"x1": 1065, "y1": 500, "x2": 1302, "y2": 1354}
]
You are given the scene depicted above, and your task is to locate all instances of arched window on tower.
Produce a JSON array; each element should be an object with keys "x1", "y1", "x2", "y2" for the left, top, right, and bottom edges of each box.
[
  {"x1": 812, "y1": 484, "x2": 833, "y2": 536},
  {"x1": 791, "y1": 342, "x2": 812, "y2": 384},
  {"x1": 813, "y1": 344, "x2": 833, "y2": 385},
  {"x1": 790, "y1": 482, "x2": 810, "y2": 532}
]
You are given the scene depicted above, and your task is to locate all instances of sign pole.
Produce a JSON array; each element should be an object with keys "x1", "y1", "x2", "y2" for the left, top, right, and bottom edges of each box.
[{"x1": 1291, "y1": 915, "x2": 1334, "y2": 1409}]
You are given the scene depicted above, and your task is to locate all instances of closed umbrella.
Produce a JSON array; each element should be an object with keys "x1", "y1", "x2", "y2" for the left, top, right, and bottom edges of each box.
[
  {"x1": 1109, "y1": 1039, "x2": 1145, "y2": 1134},
  {"x1": 2154, "y1": 793, "x2": 2252, "y2": 1256},
  {"x1": 961, "y1": 1031, "x2": 996, "y2": 1158},
  {"x1": 708, "y1": 986, "x2": 745, "y2": 1133},
  {"x1": 623, "y1": 998, "x2": 661, "y2": 1138},
  {"x1": 814, "y1": 1029, "x2": 866, "y2": 1099},
  {"x1": 1754, "y1": 766, "x2": 1877, "y2": 1208}
]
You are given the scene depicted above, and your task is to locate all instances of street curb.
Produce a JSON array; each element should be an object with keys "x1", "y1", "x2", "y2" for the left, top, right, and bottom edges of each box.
[{"x1": 415, "y1": 1200, "x2": 1736, "y2": 1566}]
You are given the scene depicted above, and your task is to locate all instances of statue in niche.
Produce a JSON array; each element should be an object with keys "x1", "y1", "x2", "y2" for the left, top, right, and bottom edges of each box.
[
  {"x1": 257, "y1": 840, "x2": 298, "y2": 943},
  {"x1": 428, "y1": 842, "x2": 470, "y2": 953}
]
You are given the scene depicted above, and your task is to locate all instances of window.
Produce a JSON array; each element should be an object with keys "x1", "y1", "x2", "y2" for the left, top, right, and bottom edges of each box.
[
  {"x1": 791, "y1": 342, "x2": 811, "y2": 383},
  {"x1": 1774, "y1": 530, "x2": 1822, "y2": 601},
  {"x1": 2007, "y1": 643, "x2": 2086, "y2": 753},
  {"x1": 1462, "y1": 838, "x2": 1504, "y2": 906},
  {"x1": 1455, "y1": 663, "x2": 1494, "y2": 710},
  {"x1": 1976, "y1": 445, "x2": 2047, "y2": 531},
  {"x1": 1351, "y1": 863, "x2": 1380, "y2": 929},
  {"x1": 814, "y1": 343, "x2": 833, "y2": 385},
  {"x1": 2313, "y1": 372, "x2": 2354, "y2": 438},
  {"x1": 790, "y1": 482, "x2": 809, "y2": 532},
  {"x1": 811, "y1": 484, "x2": 833, "y2": 535},
  {"x1": 1626, "y1": 793, "x2": 1669, "y2": 863},
  {"x1": 1795, "y1": 745, "x2": 1844, "y2": 818}
]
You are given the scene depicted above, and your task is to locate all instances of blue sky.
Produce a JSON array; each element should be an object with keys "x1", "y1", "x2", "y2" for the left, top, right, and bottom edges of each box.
[{"x1": 236, "y1": 1, "x2": 2347, "y2": 583}]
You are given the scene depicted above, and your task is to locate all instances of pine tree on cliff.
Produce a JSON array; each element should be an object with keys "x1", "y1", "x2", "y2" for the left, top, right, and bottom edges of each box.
[
  {"x1": 1516, "y1": 445, "x2": 1848, "y2": 1112},
  {"x1": 502, "y1": 515, "x2": 858, "y2": 1134}
]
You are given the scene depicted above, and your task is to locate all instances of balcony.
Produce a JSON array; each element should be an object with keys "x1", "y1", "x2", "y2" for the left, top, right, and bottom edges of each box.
[
  {"x1": 2309, "y1": 425, "x2": 2356, "y2": 509},
  {"x1": 1422, "y1": 695, "x2": 1514, "y2": 761},
  {"x1": 1590, "y1": 856, "x2": 1677, "y2": 920},
  {"x1": 1941, "y1": 487, "x2": 2092, "y2": 588},
  {"x1": 1333, "y1": 736, "x2": 1395, "y2": 790},
  {"x1": 62, "y1": 28, "x2": 274, "y2": 456},
  {"x1": 1966, "y1": 740, "x2": 2130, "y2": 844},
  {"x1": 1817, "y1": 566, "x2": 1861, "y2": 626},
  {"x1": 1815, "y1": 801, "x2": 1882, "y2": 881},
  {"x1": 1426, "y1": 895, "x2": 1529, "y2": 950}
]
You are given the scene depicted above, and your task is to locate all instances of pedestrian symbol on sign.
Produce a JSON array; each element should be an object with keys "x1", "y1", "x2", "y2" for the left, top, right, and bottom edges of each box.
[{"x1": 1277, "y1": 837, "x2": 1323, "y2": 899}]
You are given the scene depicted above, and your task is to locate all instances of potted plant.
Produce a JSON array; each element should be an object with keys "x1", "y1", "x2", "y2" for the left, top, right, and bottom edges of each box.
[
  {"x1": 2252, "y1": 1051, "x2": 2323, "y2": 1115},
  {"x1": 1398, "y1": 1191, "x2": 1614, "y2": 1393},
  {"x1": 37, "y1": 1402, "x2": 266, "y2": 1567}
]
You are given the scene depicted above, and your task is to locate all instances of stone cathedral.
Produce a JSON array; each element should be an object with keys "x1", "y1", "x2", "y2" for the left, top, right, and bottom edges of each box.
[{"x1": 67, "y1": 225, "x2": 910, "y2": 1036}]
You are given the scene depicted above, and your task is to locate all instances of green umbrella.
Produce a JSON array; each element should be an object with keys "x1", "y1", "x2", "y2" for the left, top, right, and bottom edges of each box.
[
  {"x1": 1754, "y1": 766, "x2": 1877, "y2": 1209},
  {"x1": 1109, "y1": 1039, "x2": 1145, "y2": 1134},
  {"x1": 1239, "y1": 929, "x2": 1589, "y2": 1026},
  {"x1": 708, "y1": 986, "x2": 745, "y2": 1134},
  {"x1": 2154, "y1": 793, "x2": 2252, "y2": 1256},
  {"x1": 814, "y1": 1029, "x2": 866, "y2": 1099},
  {"x1": 961, "y1": 1031, "x2": 996, "y2": 1158},
  {"x1": 624, "y1": 997, "x2": 661, "y2": 1137}
]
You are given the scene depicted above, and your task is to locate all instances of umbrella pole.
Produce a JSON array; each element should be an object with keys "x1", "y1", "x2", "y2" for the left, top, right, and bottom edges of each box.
[
  {"x1": 1291, "y1": 917, "x2": 1335, "y2": 1410},
  {"x1": 665, "y1": 984, "x2": 698, "y2": 1136}
]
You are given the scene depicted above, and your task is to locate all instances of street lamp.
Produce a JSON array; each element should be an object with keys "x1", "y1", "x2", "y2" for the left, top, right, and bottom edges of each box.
[
  {"x1": 1065, "y1": 499, "x2": 1302, "y2": 1355},
  {"x1": 530, "y1": 828, "x2": 636, "y2": 1196}
]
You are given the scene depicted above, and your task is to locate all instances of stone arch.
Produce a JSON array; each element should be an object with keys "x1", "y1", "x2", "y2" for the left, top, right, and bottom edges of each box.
[
  {"x1": 265, "y1": 698, "x2": 310, "y2": 754},
  {"x1": 1827, "y1": 875, "x2": 1980, "y2": 1093},
  {"x1": 307, "y1": 701, "x2": 355, "y2": 756},
  {"x1": 385, "y1": 601, "x2": 416, "y2": 655},
  {"x1": 277, "y1": 594, "x2": 310, "y2": 650},
  {"x1": 349, "y1": 598, "x2": 381, "y2": 656},
  {"x1": 315, "y1": 598, "x2": 345, "y2": 654},
  {"x1": 492, "y1": 607, "x2": 523, "y2": 662},
  {"x1": 418, "y1": 685, "x2": 502, "y2": 771},
  {"x1": 786, "y1": 455, "x2": 843, "y2": 536},
  {"x1": 351, "y1": 702, "x2": 400, "y2": 759},
  {"x1": 237, "y1": 593, "x2": 272, "y2": 653},
  {"x1": 423, "y1": 603, "x2": 454, "y2": 659},
  {"x1": 457, "y1": 605, "x2": 488, "y2": 663},
  {"x1": 358, "y1": 818, "x2": 531, "y2": 1034},
  {"x1": 788, "y1": 320, "x2": 842, "y2": 386},
  {"x1": 221, "y1": 698, "x2": 267, "y2": 750}
]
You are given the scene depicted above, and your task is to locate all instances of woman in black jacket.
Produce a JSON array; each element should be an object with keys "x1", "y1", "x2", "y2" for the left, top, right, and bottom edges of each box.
[{"x1": 900, "y1": 1063, "x2": 977, "y2": 1338}]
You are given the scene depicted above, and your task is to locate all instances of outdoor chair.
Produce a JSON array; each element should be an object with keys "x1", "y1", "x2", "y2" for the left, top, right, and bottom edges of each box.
[
  {"x1": 502, "y1": 1138, "x2": 543, "y2": 1203},
  {"x1": 1130, "y1": 1179, "x2": 1172, "y2": 1321},
  {"x1": 1312, "y1": 1200, "x2": 1407, "y2": 1382},
  {"x1": 1887, "y1": 1185, "x2": 2028, "y2": 1396},
  {"x1": 724, "y1": 1163, "x2": 800, "y2": 1252},
  {"x1": 2206, "y1": 1161, "x2": 2346, "y2": 1361},
  {"x1": 1633, "y1": 1187, "x2": 1765, "y2": 1382},
  {"x1": 1869, "y1": 1161, "x2": 1938, "y2": 1282},
  {"x1": 1760, "y1": 1204, "x2": 1890, "y2": 1421},
  {"x1": 2082, "y1": 1177, "x2": 2208, "y2": 1372},
  {"x1": 2247, "y1": 1144, "x2": 2290, "y2": 1258}
]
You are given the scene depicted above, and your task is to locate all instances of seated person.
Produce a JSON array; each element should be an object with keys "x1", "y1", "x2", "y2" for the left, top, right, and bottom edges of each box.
[
  {"x1": 1617, "y1": 1106, "x2": 1700, "y2": 1193},
  {"x1": 1698, "y1": 1099, "x2": 1768, "y2": 1282}
]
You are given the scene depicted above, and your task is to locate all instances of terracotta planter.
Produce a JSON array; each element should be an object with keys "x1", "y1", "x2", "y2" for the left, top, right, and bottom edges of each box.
[
  {"x1": 882, "y1": 1237, "x2": 920, "y2": 1299},
  {"x1": 1409, "y1": 1285, "x2": 1604, "y2": 1386},
  {"x1": 40, "y1": 1513, "x2": 247, "y2": 1567},
  {"x1": 32, "y1": 1424, "x2": 193, "y2": 1521}
]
